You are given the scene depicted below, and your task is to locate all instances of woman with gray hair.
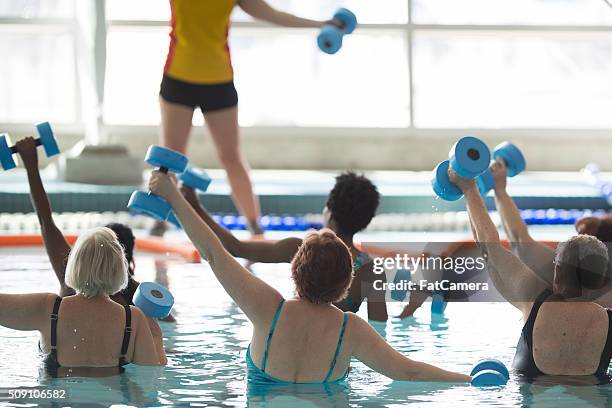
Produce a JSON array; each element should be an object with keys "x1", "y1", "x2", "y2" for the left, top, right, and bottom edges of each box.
[
  {"x1": 0, "y1": 227, "x2": 166, "y2": 377},
  {"x1": 448, "y1": 166, "x2": 612, "y2": 381}
]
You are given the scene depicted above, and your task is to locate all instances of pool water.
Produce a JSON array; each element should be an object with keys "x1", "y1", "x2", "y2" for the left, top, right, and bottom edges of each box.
[{"x1": 0, "y1": 247, "x2": 610, "y2": 407}]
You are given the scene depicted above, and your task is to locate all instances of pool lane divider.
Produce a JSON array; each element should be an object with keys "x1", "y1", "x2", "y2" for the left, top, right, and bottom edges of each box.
[
  {"x1": 0, "y1": 235, "x2": 201, "y2": 263},
  {"x1": 0, "y1": 234, "x2": 559, "y2": 263}
]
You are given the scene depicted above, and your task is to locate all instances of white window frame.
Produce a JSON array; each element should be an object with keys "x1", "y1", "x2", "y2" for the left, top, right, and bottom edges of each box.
[{"x1": 2, "y1": 0, "x2": 612, "y2": 142}]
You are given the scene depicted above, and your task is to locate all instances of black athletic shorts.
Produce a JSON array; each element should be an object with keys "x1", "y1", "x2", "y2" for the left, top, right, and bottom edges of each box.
[{"x1": 159, "y1": 74, "x2": 238, "y2": 111}]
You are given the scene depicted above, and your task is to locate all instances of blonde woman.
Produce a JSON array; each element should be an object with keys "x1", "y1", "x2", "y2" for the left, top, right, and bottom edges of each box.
[{"x1": 0, "y1": 227, "x2": 166, "y2": 377}]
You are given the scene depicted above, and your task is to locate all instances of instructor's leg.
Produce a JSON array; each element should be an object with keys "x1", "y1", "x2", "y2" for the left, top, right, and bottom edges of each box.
[
  {"x1": 159, "y1": 97, "x2": 194, "y2": 154},
  {"x1": 204, "y1": 106, "x2": 262, "y2": 232}
]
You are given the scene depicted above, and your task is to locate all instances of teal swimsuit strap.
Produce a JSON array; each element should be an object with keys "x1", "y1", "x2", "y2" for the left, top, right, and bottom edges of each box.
[
  {"x1": 261, "y1": 299, "x2": 285, "y2": 373},
  {"x1": 324, "y1": 312, "x2": 349, "y2": 382}
]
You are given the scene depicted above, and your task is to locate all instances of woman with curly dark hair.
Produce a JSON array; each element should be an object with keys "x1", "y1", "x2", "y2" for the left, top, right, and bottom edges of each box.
[{"x1": 179, "y1": 171, "x2": 388, "y2": 321}]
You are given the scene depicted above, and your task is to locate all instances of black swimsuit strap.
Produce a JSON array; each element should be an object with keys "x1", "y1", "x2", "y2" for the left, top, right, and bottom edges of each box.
[
  {"x1": 596, "y1": 310, "x2": 612, "y2": 374},
  {"x1": 524, "y1": 290, "x2": 554, "y2": 348},
  {"x1": 49, "y1": 296, "x2": 62, "y2": 366},
  {"x1": 119, "y1": 305, "x2": 132, "y2": 366}
]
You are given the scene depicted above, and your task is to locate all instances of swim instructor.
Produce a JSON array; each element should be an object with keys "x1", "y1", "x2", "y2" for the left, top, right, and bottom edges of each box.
[{"x1": 159, "y1": 0, "x2": 341, "y2": 235}]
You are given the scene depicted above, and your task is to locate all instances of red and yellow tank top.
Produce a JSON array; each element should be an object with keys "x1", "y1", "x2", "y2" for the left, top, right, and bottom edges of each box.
[{"x1": 164, "y1": 0, "x2": 236, "y2": 84}]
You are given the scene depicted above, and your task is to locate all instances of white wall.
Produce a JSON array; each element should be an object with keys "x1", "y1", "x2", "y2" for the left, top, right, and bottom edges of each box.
[{"x1": 3, "y1": 125, "x2": 610, "y2": 171}]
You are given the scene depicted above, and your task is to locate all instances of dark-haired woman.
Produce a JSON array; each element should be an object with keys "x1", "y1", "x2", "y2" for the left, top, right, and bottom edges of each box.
[
  {"x1": 15, "y1": 138, "x2": 174, "y2": 322},
  {"x1": 180, "y1": 172, "x2": 388, "y2": 321},
  {"x1": 448, "y1": 164, "x2": 612, "y2": 381},
  {"x1": 149, "y1": 170, "x2": 471, "y2": 383}
]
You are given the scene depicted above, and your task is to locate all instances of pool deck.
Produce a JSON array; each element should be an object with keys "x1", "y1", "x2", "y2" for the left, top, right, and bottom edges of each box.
[{"x1": 0, "y1": 168, "x2": 609, "y2": 215}]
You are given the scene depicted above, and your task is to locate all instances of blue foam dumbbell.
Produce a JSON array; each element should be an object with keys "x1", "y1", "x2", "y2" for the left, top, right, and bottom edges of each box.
[
  {"x1": 431, "y1": 291, "x2": 448, "y2": 315},
  {"x1": 431, "y1": 136, "x2": 491, "y2": 201},
  {"x1": 470, "y1": 359, "x2": 510, "y2": 387},
  {"x1": 127, "y1": 145, "x2": 188, "y2": 221},
  {"x1": 133, "y1": 282, "x2": 174, "y2": 318},
  {"x1": 318, "y1": 8, "x2": 357, "y2": 54},
  {"x1": 477, "y1": 142, "x2": 526, "y2": 196},
  {"x1": 167, "y1": 167, "x2": 213, "y2": 228},
  {"x1": 0, "y1": 122, "x2": 60, "y2": 171}
]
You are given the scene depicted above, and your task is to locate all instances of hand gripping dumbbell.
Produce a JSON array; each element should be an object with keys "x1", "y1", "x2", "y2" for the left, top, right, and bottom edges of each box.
[
  {"x1": 318, "y1": 8, "x2": 357, "y2": 55},
  {"x1": 0, "y1": 122, "x2": 60, "y2": 170},
  {"x1": 431, "y1": 136, "x2": 491, "y2": 201},
  {"x1": 477, "y1": 142, "x2": 526, "y2": 196},
  {"x1": 133, "y1": 282, "x2": 174, "y2": 318},
  {"x1": 470, "y1": 359, "x2": 510, "y2": 387},
  {"x1": 166, "y1": 167, "x2": 212, "y2": 228},
  {"x1": 127, "y1": 145, "x2": 188, "y2": 221}
]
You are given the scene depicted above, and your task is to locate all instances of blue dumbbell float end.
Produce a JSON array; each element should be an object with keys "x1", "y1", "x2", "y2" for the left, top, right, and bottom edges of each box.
[
  {"x1": 477, "y1": 168, "x2": 495, "y2": 196},
  {"x1": 0, "y1": 134, "x2": 16, "y2": 170},
  {"x1": 127, "y1": 191, "x2": 172, "y2": 221},
  {"x1": 431, "y1": 292, "x2": 448, "y2": 315},
  {"x1": 318, "y1": 25, "x2": 343, "y2": 54},
  {"x1": 470, "y1": 359, "x2": 510, "y2": 386},
  {"x1": 493, "y1": 142, "x2": 525, "y2": 177},
  {"x1": 180, "y1": 167, "x2": 212, "y2": 192},
  {"x1": 432, "y1": 160, "x2": 463, "y2": 201},
  {"x1": 334, "y1": 8, "x2": 357, "y2": 34},
  {"x1": 36, "y1": 122, "x2": 60, "y2": 157},
  {"x1": 133, "y1": 282, "x2": 174, "y2": 318},
  {"x1": 449, "y1": 136, "x2": 491, "y2": 179},
  {"x1": 145, "y1": 145, "x2": 188, "y2": 174}
]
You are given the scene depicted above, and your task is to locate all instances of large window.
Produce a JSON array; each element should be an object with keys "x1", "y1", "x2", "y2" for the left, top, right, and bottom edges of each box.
[
  {"x1": 0, "y1": 0, "x2": 77, "y2": 124},
  {"x1": 2, "y1": 0, "x2": 612, "y2": 130}
]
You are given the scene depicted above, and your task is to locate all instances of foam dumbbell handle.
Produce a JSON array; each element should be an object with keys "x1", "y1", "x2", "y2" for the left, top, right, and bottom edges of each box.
[
  {"x1": 127, "y1": 191, "x2": 172, "y2": 221},
  {"x1": 448, "y1": 136, "x2": 491, "y2": 179},
  {"x1": 36, "y1": 122, "x2": 60, "y2": 157},
  {"x1": 470, "y1": 359, "x2": 510, "y2": 386},
  {"x1": 145, "y1": 145, "x2": 189, "y2": 174},
  {"x1": 0, "y1": 134, "x2": 16, "y2": 170},
  {"x1": 318, "y1": 25, "x2": 343, "y2": 54},
  {"x1": 493, "y1": 142, "x2": 525, "y2": 178},
  {"x1": 334, "y1": 8, "x2": 357, "y2": 34},
  {"x1": 431, "y1": 160, "x2": 463, "y2": 201},
  {"x1": 180, "y1": 167, "x2": 212, "y2": 192},
  {"x1": 133, "y1": 282, "x2": 174, "y2": 318}
]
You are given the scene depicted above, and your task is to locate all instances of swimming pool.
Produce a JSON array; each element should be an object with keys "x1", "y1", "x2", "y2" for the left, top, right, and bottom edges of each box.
[{"x1": 0, "y1": 242, "x2": 610, "y2": 407}]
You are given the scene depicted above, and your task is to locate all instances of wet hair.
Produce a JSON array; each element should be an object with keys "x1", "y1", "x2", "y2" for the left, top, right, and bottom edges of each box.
[
  {"x1": 291, "y1": 229, "x2": 354, "y2": 304},
  {"x1": 553, "y1": 234, "x2": 610, "y2": 298},
  {"x1": 65, "y1": 227, "x2": 128, "y2": 298},
  {"x1": 326, "y1": 172, "x2": 380, "y2": 236},
  {"x1": 106, "y1": 223, "x2": 135, "y2": 276}
]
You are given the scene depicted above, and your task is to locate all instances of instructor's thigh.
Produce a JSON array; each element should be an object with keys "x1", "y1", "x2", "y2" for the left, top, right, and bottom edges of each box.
[
  {"x1": 204, "y1": 107, "x2": 241, "y2": 162},
  {"x1": 159, "y1": 97, "x2": 194, "y2": 154}
]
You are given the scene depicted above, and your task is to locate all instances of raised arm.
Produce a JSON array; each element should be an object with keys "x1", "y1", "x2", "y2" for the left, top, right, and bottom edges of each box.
[
  {"x1": 449, "y1": 169, "x2": 548, "y2": 314},
  {"x1": 491, "y1": 160, "x2": 555, "y2": 282},
  {"x1": 0, "y1": 293, "x2": 56, "y2": 331},
  {"x1": 15, "y1": 138, "x2": 72, "y2": 295},
  {"x1": 150, "y1": 172, "x2": 283, "y2": 325},
  {"x1": 180, "y1": 185, "x2": 302, "y2": 263},
  {"x1": 351, "y1": 314, "x2": 471, "y2": 382},
  {"x1": 238, "y1": 0, "x2": 332, "y2": 28}
]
